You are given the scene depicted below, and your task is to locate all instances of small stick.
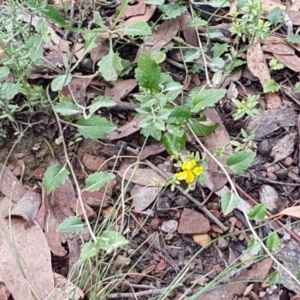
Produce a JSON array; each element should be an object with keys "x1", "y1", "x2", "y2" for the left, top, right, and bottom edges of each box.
[{"x1": 106, "y1": 287, "x2": 170, "y2": 299}]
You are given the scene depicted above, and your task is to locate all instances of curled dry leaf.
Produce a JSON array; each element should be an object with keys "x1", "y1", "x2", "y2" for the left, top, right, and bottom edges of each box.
[
  {"x1": 105, "y1": 79, "x2": 137, "y2": 102},
  {"x1": 134, "y1": 18, "x2": 180, "y2": 62},
  {"x1": 247, "y1": 42, "x2": 281, "y2": 109},
  {"x1": 121, "y1": 0, "x2": 146, "y2": 19}
]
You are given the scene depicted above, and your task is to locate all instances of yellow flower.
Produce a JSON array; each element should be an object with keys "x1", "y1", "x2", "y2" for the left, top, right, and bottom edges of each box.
[{"x1": 176, "y1": 159, "x2": 203, "y2": 184}]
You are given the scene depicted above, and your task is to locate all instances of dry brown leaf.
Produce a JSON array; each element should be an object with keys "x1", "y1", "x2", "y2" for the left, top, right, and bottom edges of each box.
[
  {"x1": 100, "y1": 5, "x2": 156, "y2": 39},
  {"x1": 274, "y1": 53, "x2": 300, "y2": 72},
  {"x1": 262, "y1": 0, "x2": 300, "y2": 12},
  {"x1": 108, "y1": 115, "x2": 146, "y2": 140},
  {"x1": 273, "y1": 205, "x2": 300, "y2": 219},
  {"x1": 121, "y1": 0, "x2": 146, "y2": 19},
  {"x1": 81, "y1": 190, "x2": 111, "y2": 208},
  {"x1": 134, "y1": 18, "x2": 180, "y2": 62},
  {"x1": 247, "y1": 43, "x2": 281, "y2": 109},
  {"x1": 178, "y1": 11, "x2": 198, "y2": 46},
  {"x1": 104, "y1": 79, "x2": 137, "y2": 102},
  {"x1": 90, "y1": 40, "x2": 109, "y2": 71},
  {"x1": 9, "y1": 190, "x2": 41, "y2": 224},
  {"x1": 203, "y1": 108, "x2": 233, "y2": 191},
  {"x1": 227, "y1": 258, "x2": 273, "y2": 295},
  {"x1": 0, "y1": 282, "x2": 10, "y2": 300},
  {"x1": 139, "y1": 143, "x2": 166, "y2": 161},
  {"x1": 0, "y1": 197, "x2": 55, "y2": 300},
  {"x1": 62, "y1": 76, "x2": 93, "y2": 106},
  {"x1": 70, "y1": 198, "x2": 97, "y2": 220},
  {"x1": 0, "y1": 165, "x2": 54, "y2": 299},
  {"x1": 131, "y1": 184, "x2": 161, "y2": 211},
  {"x1": 263, "y1": 36, "x2": 295, "y2": 55},
  {"x1": 52, "y1": 272, "x2": 84, "y2": 300},
  {"x1": 44, "y1": 180, "x2": 76, "y2": 255},
  {"x1": 117, "y1": 165, "x2": 167, "y2": 186},
  {"x1": 82, "y1": 152, "x2": 107, "y2": 172}
]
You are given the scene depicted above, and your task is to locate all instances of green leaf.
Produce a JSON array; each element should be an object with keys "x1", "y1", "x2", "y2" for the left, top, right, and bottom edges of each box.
[
  {"x1": 188, "y1": 118, "x2": 219, "y2": 136},
  {"x1": 266, "y1": 271, "x2": 281, "y2": 284},
  {"x1": 205, "y1": 29, "x2": 223, "y2": 38},
  {"x1": 84, "y1": 32, "x2": 99, "y2": 53},
  {"x1": 158, "y1": 3, "x2": 187, "y2": 19},
  {"x1": 96, "y1": 231, "x2": 129, "y2": 254},
  {"x1": 294, "y1": 82, "x2": 300, "y2": 93},
  {"x1": 226, "y1": 150, "x2": 256, "y2": 174},
  {"x1": 75, "y1": 115, "x2": 116, "y2": 139},
  {"x1": 26, "y1": 34, "x2": 43, "y2": 62},
  {"x1": 88, "y1": 96, "x2": 115, "y2": 116},
  {"x1": 0, "y1": 82, "x2": 22, "y2": 100},
  {"x1": 121, "y1": 21, "x2": 152, "y2": 36},
  {"x1": 203, "y1": 0, "x2": 230, "y2": 7},
  {"x1": 51, "y1": 74, "x2": 73, "y2": 92},
  {"x1": 296, "y1": 270, "x2": 300, "y2": 280},
  {"x1": 0, "y1": 67, "x2": 10, "y2": 83},
  {"x1": 266, "y1": 232, "x2": 280, "y2": 251},
  {"x1": 287, "y1": 34, "x2": 300, "y2": 44},
  {"x1": 247, "y1": 239, "x2": 262, "y2": 255},
  {"x1": 57, "y1": 216, "x2": 84, "y2": 234},
  {"x1": 221, "y1": 191, "x2": 240, "y2": 215},
  {"x1": 248, "y1": 203, "x2": 267, "y2": 222},
  {"x1": 135, "y1": 52, "x2": 161, "y2": 90},
  {"x1": 85, "y1": 172, "x2": 115, "y2": 192},
  {"x1": 184, "y1": 48, "x2": 200, "y2": 63},
  {"x1": 268, "y1": 58, "x2": 284, "y2": 70},
  {"x1": 53, "y1": 102, "x2": 80, "y2": 115},
  {"x1": 141, "y1": 126, "x2": 162, "y2": 140},
  {"x1": 190, "y1": 88, "x2": 226, "y2": 113},
  {"x1": 212, "y1": 43, "x2": 228, "y2": 57},
  {"x1": 162, "y1": 131, "x2": 186, "y2": 154},
  {"x1": 145, "y1": 0, "x2": 164, "y2": 4},
  {"x1": 44, "y1": 164, "x2": 70, "y2": 194},
  {"x1": 210, "y1": 57, "x2": 225, "y2": 69},
  {"x1": 80, "y1": 241, "x2": 98, "y2": 261},
  {"x1": 44, "y1": 5, "x2": 68, "y2": 27},
  {"x1": 166, "y1": 107, "x2": 191, "y2": 124},
  {"x1": 267, "y1": 7, "x2": 283, "y2": 26},
  {"x1": 263, "y1": 79, "x2": 280, "y2": 93},
  {"x1": 187, "y1": 18, "x2": 208, "y2": 27},
  {"x1": 98, "y1": 50, "x2": 123, "y2": 82},
  {"x1": 93, "y1": 11, "x2": 107, "y2": 29},
  {"x1": 150, "y1": 51, "x2": 166, "y2": 64}
]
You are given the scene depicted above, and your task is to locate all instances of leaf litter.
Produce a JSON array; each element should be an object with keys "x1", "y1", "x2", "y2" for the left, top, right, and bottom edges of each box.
[{"x1": 3, "y1": 0, "x2": 300, "y2": 298}]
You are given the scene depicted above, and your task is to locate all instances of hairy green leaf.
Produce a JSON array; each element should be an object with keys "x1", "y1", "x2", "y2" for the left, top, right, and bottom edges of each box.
[
  {"x1": 266, "y1": 232, "x2": 280, "y2": 251},
  {"x1": 248, "y1": 203, "x2": 267, "y2": 222},
  {"x1": 80, "y1": 241, "x2": 98, "y2": 261},
  {"x1": 221, "y1": 191, "x2": 240, "y2": 215},
  {"x1": 226, "y1": 150, "x2": 256, "y2": 174},
  {"x1": 75, "y1": 115, "x2": 116, "y2": 139},
  {"x1": 44, "y1": 164, "x2": 70, "y2": 194},
  {"x1": 51, "y1": 74, "x2": 72, "y2": 92},
  {"x1": 96, "y1": 231, "x2": 129, "y2": 254},
  {"x1": 121, "y1": 21, "x2": 151, "y2": 36},
  {"x1": 57, "y1": 216, "x2": 84, "y2": 234},
  {"x1": 85, "y1": 172, "x2": 115, "y2": 192},
  {"x1": 53, "y1": 102, "x2": 80, "y2": 115}
]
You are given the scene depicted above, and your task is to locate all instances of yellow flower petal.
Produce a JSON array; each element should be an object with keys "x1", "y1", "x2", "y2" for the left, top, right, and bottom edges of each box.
[
  {"x1": 190, "y1": 159, "x2": 196, "y2": 168},
  {"x1": 185, "y1": 171, "x2": 195, "y2": 184},
  {"x1": 192, "y1": 166, "x2": 203, "y2": 176},
  {"x1": 181, "y1": 161, "x2": 191, "y2": 171},
  {"x1": 177, "y1": 171, "x2": 188, "y2": 180}
]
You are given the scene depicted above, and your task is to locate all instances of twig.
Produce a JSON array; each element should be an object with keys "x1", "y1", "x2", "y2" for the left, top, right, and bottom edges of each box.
[{"x1": 106, "y1": 287, "x2": 170, "y2": 299}]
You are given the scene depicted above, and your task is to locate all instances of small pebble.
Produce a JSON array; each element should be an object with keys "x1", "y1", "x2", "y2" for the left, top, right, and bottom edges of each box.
[
  {"x1": 266, "y1": 171, "x2": 277, "y2": 181},
  {"x1": 243, "y1": 283, "x2": 254, "y2": 296},
  {"x1": 161, "y1": 220, "x2": 178, "y2": 234},
  {"x1": 258, "y1": 140, "x2": 272, "y2": 156},
  {"x1": 259, "y1": 291, "x2": 266, "y2": 298},
  {"x1": 207, "y1": 202, "x2": 219, "y2": 210},
  {"x1": 157, "y1": 197, "x2": 172, "y2": 210},
  {"x1": 267, "y1": 164, "x2": 280, "y2": 173},
  {"x1": 275, "y1": 169, "x2": 287, "y2": 180},
  {"x1": 150, "y1": 218, "x2": 160, "y2": 230},
  {"x1": 175, "y1": 195, "x2": 189, "y2": 206},
  {"x1": 291, "y1": 166, "x2": 299, "y2": 174},
  {"x1": 284, "y1": 156, "x2": 293, "y2": 166},
  {"x1": 217, "y1": 238, "x2": 228, "y2": 250},
  {"x1": 211, "y1": 224, "x2": 224, "y2": 234},
  {"x1": 193, "y1": 234, "x2": 211, "y2": 247}
]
